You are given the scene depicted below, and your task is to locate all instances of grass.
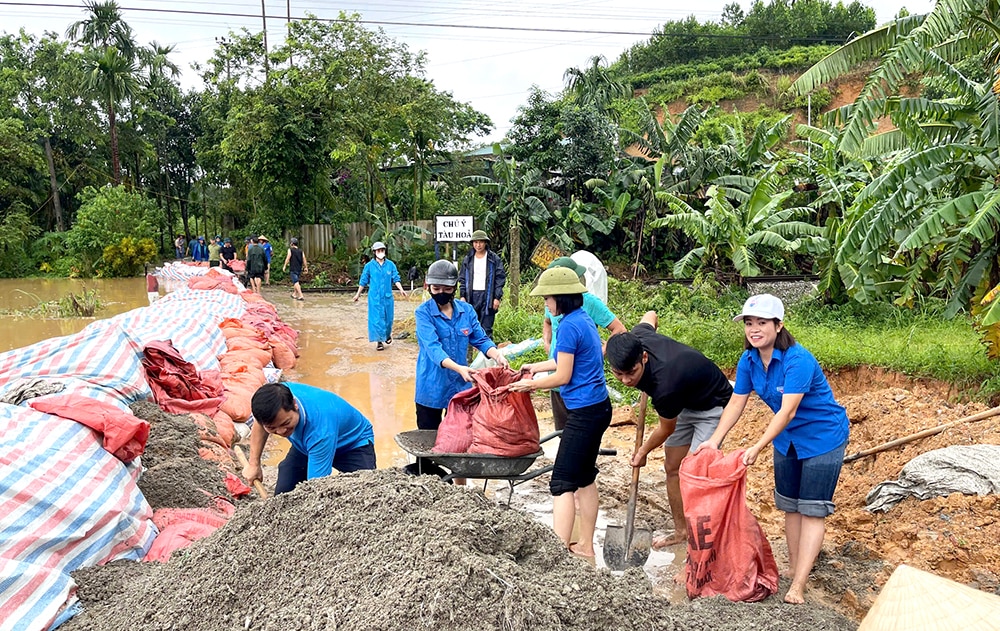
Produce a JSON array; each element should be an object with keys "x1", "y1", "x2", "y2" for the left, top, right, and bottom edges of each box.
[
  {"x1": 0, "y1": 288, "x2": 103, "y2": 319},
  {"x1": 492, "y1": 278, "x2": 1000, "y2": 402}
]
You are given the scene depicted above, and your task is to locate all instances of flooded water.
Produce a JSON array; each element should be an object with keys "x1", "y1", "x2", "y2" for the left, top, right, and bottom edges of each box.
[{"x1": 0, "y1": 277, "x2": 150, "y2": 352}]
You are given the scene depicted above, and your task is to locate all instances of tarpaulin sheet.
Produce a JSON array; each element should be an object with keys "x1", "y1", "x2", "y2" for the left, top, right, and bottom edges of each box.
[
  {"x1": 0, "y1": 322, "x2": 150, "y2": 406},
  {"x1": 153, "y1": 261, "x2": 245, "y2": 289},
  {"x1": 94, "y1": 288, "x2": 247, "y2": 372},
  {"x1": 0, "y1": 404, "x2": 156, "y2": 631},
  {"x1": 865, "y1": 444, "x2": 1000, "y2": 512}
]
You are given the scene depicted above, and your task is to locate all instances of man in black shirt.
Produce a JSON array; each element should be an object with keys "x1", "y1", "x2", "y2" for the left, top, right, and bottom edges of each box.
[{"x1": 606, "y1": 310, "x2": 733, "y2": 549}]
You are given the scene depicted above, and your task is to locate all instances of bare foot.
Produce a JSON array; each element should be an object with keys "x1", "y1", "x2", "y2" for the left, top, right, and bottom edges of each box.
[
  {"x1": 784, "y1": 586, "x2": 805, "y2": 604},
  {"x1": 568, "y1": 542, "x2": 595, "y2": 558},
  {"x1": 652, "y1": 532, "x2": 687, "y2": 549}
]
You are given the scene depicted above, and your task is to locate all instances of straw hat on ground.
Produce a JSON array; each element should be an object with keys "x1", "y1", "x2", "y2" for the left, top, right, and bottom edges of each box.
[{"x1": 858, "y1": 564, "x2": 1000, "y2": 631}]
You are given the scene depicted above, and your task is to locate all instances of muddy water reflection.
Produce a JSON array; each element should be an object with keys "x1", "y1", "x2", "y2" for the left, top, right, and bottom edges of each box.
[{"x1": 0, "y1": 277, "x2": 151, "y2": 352}]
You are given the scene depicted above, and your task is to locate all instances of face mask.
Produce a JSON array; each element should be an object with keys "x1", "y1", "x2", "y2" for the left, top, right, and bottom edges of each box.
[
  {"x1": 376, "y1": 252, "x2": 386, "y2": 260},
  {"x1": 432, "y1": 292, "x2": 453, "y2": 305}
]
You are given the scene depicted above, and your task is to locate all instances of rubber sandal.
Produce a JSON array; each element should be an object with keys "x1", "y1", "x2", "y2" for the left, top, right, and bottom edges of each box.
[
  {"x1": 376, "y1": 342, "x2": 384, "y2": 351},
  {"x1": 384, "y1": 338, "x2": 392, "y2": 345}
]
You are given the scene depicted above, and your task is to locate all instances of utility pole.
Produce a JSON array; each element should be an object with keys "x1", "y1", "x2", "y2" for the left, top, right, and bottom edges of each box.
[{"x1": 261, "y1": 0, "x2": 269, "y2": 79}]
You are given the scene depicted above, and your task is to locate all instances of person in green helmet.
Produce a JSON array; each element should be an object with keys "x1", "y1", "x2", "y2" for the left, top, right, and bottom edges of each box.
[
  {"x1": 522, "y1": 256, "x2": 625, "y2": 432},
  {"x1": 458, "y1": 229, "x2": 506, "y2": 339},
  {"x1": 510, "y1": 267, "x2": 611, "y2": 559}
]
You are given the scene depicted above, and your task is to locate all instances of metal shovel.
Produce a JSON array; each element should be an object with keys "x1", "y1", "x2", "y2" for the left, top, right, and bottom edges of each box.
[{"x1": 603, "y1": 392, "x2": 652, "y2": 570}]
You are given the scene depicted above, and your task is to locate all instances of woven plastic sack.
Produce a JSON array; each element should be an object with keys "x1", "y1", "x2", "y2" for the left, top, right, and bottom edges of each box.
[{"x1": 467, "y1": 367, "x2": 540, "y2": 458}]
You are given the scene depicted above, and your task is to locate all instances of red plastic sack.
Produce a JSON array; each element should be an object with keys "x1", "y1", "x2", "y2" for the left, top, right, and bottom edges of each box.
[
  {"x1": 29, "y1": 395, "x2": 149, "y2": 463},
  {"x1": 679, "y1": 448, "x2": 779, "y2": 602},
  {"x1": 432, "y1": 385, "x2": 478, "y2": 453},
  {"x1": 467, "y1": 367, "x2": 540, "y2": 458}
]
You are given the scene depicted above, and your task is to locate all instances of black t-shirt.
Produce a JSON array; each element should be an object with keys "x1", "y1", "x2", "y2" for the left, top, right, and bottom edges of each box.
[
  {"x1": 288, "y1": 247, "x2": 304, "y2": 274},
  {"x1": 632, "y1": 323, "x2": 733, "y2": 419},
  {"x1": 221, "y1": 244, "x2": 236, "y2": 262}
]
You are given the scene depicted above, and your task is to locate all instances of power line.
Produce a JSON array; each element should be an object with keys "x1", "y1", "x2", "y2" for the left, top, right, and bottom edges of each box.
[{"x1": 0, "y1": 1, "x2": 850, "y2": 42}]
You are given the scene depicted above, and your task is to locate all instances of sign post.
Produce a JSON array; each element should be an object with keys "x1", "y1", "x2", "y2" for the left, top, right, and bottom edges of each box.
[{"x1": 434, "y1": 215, "x2": 473, "y2": 261}]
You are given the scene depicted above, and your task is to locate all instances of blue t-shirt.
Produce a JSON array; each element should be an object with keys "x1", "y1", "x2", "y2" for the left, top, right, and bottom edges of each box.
[
  {"x1": 733, "y1": 343, "x2": 849, "y2": 459},
  {"x1": 553, "y1": 308, "x2": 608, "y2": 409},
  {"x1": 285, "y1": 383, "x2": 374, "y2": 479},
  {"x1": 414, "y1": 299, "x2": 496, "y2": 409},
  {"x1": 262, "y1": 242, "x2": 273, "y2": 264}
]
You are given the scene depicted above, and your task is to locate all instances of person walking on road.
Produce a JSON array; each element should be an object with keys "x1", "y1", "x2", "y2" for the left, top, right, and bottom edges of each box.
[
  {"x1": 246, "y1": 236, "x2": 267, "y2": 294},
  {"x1": 458, "y1": 230, "x2": 506, "y2": 339},
  {"x1": 414, "y1": 259, "x2": 508, "y2": 431},
  {"x1": 353, "y1": 241, "x2": 407, "y2": 351},
  {"x1": 510, "y1": 267, "x2": 612, "y2": 559},
  {"x1": 243, "y1": 382, "x2": 376, "y2": 495},
  {"x1": 605, "y1": 310, "x2": 733, "y2": 549},
  {"x1": 283, "y1": 237, "x2": 308, "y2": 301},
  {"x1": 260, "y1": 235, "x2": 273, "y2": 285},
  {"x1": 695, "y1": 294, "x2": 849, "y2": 605}
]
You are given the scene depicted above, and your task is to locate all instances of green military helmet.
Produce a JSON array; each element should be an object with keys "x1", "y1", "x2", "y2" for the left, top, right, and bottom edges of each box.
[
  {"x1": 547, "y1": 256, "x2": 586, "y2": 279},
  {"x1": 470, "y1": 229, "x2": 489, "y2": 242},
  {"x1": 530, "y1": 267, "x2": 588, "y2": 296}
]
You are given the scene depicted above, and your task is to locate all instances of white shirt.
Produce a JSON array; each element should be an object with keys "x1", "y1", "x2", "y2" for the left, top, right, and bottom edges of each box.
[{"x1": 472, "y1": 254, "x2": 487, "y2": 291}]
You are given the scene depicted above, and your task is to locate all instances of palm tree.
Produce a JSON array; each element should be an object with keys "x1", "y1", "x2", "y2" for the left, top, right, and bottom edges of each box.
[
  {"x1": 67, "y1": 0, "x2": 134, "y2": 57},
  {"x1": 68, "y1": 0, "x2": 138, "y2": 185},
  {"x1": 563, "y1": 55, "x2": 631, "y2": 118},
  {"x1": 467, "y1": 148, "x2": 557, "y2": 306},
  {"x1": 789, "y1": 1, "x2": 1000, "y2": 317},
  {"x1": 83, "y1": 46, "x2": 139, "y2": 184}
]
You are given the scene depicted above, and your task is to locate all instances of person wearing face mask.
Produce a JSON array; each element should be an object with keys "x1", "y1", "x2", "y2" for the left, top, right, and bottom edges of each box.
[
  {"x1": 353, "y1": 242, "x2": 407, "y2": 351},
  {"x1": 413, "y1": 259, "x2": 509, "y2": 431},
  {"x1": 695, "y1": 294, "x2": 849, "y2": 605}
]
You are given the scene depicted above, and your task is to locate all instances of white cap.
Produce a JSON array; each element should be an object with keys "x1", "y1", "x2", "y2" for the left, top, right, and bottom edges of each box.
[
  {"x1": 733, "y1": 294, "x2": 785, "y2": 322},
  {"x1": 371, "y1": 241, "x2": 386, "y2": 251}
]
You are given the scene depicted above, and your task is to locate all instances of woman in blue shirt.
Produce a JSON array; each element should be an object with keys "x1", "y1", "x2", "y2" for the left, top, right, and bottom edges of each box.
[
  {"x1": 414, "y1": 260, "x2": 508, "y2": 430},
  {"x1": 511, "y1": 267, "x2": 612, "y2": 559},
  {"x1": 698, "y1": 294, "x2": 849, "y2": 605}
]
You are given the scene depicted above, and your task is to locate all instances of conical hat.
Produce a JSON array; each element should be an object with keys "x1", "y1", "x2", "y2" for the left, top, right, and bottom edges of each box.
[{"x1": 858, "y1": 564, "x2": 1000, "y2": 631}]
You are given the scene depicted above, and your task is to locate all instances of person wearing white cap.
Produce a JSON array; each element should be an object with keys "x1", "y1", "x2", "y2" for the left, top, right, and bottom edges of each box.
[
  {"x1": 353, "y1": 241, "x2": 407, "y2": 351},
  {"x1": 696, "y1": 293, "x2": 849, "y2": 605}
]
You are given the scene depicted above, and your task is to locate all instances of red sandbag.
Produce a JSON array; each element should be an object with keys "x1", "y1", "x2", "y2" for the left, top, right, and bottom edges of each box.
[
  {"x1": 679, "y1": 448, "x2": 779, "y2": 602},
  {"x1": 29, "y1": 395, "x2": 149, "y2": 463},
  {"x1": 269, "y1": 338, "x2": 296, "y2": 369},
  {"x1": 212, "y1": 410, "x2": 237, "y2": 447},
  {"x1": 145, "y1": 504, "x2": 233, "y2": 562},
  {"x1": 467, "y1": 367, "x2": 540, "y2": 458},
  {"x1": 224, "y1": 473, "x2": 251, "y2": 498},
  {"x1": 142, "y1": 340, "x2": 225, "y2": 417},
  {"x1": 220, "y1": 347, "x2": 271, "y2": 368},
  {"x1": 219, "y1": 390, "x2": 252, "y2": 423},
  {"x1": 226, "y1": 336, "x2": 267, "y2": 351},
  {"x1": 433, "y1": 385, "x2": 478, "y2": 453}
]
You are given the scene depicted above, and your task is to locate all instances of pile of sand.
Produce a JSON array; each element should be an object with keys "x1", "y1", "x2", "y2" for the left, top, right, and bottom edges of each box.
[{"x1": 64, "y1": 469, "x2": 853, "y2": 630}]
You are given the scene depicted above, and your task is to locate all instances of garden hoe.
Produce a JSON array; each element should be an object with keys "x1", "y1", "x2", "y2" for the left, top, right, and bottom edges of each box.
[{"x1": 603, "y1": 392, "x2": 652, "y2": 570}]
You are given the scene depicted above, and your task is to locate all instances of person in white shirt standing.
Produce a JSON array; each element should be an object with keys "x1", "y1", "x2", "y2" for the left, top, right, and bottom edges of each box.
[{"x1": 458, "y1": 229, "x2": 506, "y2": 339}]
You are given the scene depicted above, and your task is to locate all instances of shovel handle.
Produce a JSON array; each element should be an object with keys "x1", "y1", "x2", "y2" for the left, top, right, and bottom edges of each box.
[
  {"x1": 233, "y1": 444, "x2": 269, "y2": 499},
  {"x1": 624, "y1": 393, "x2": 649, "y2": 551}
]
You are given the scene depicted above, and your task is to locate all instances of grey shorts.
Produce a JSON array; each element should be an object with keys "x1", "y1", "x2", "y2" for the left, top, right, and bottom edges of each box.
[{"x1": 664, "y1": 406, "x2": 724, "y2": 451}]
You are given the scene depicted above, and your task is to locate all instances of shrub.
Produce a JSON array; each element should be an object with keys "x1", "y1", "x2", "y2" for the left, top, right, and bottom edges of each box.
[
  {"x1": 66, "y1": 186, "x2": 161, "y2": 276},
  {"x1": 101, "y1": 237, "x2": 158, "y2": 277}
]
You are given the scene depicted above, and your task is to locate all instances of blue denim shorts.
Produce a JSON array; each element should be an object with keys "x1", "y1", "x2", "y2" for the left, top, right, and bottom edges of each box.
[
  {"x1": 773, "y1": 440, "x2": 847, "y2": 518},
  {"x1": 290, "y1": 272, "x2": 300, "y2": 284}
]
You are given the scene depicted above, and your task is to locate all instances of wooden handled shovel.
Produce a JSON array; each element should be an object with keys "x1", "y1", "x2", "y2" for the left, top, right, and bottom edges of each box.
[
  {"x1": 233, "y1": 444, "x2": 269, "y2": 499},
  {"x1": 603, "y1": 392, "x2": 653, "y2": 570}
]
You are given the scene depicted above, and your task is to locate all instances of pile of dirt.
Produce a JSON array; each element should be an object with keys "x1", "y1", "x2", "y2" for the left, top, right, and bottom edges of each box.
[
  {"x1": 63, "y1": 469, "x2": 854, "y2": 631},
  {"x1": 130, "y1": 400, "x2": 232, "y2": 510}
]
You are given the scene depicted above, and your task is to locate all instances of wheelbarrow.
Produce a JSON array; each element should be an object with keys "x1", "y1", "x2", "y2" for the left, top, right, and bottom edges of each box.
[{"x1": 394, "y1": 429, "x2": 617, "y2": 505}]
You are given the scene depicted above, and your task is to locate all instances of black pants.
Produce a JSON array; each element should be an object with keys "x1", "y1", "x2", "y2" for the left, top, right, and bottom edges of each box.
[
  {"x1": 551, "y1": 390, "x2": 570, "y2": 431},
  {"x1": 550, "y1": 397, "x2": 612, "y2": 496},
  {"x1": 469, "y1": 290, "x2": 496, "y2": 339},
  {"x1": 415, "y1": 402, "x2": 444, "y2": 431},
  {"x1": 275, "y1": 442, "x2": 377, "y2": 494}
]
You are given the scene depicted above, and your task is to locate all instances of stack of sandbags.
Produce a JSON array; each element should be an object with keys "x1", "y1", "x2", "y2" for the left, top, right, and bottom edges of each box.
[{"x1": 187, "y1": 267, "x2": 240, "y2": 294}]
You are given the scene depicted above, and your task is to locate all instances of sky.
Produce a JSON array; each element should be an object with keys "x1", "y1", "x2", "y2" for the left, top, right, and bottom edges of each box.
[{"x1": 0, "y1": 0, "x2": 934, "y2": 143}]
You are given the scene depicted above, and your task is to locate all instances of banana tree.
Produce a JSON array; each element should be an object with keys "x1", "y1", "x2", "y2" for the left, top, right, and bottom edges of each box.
[
  {"x1": 789, "y1": 0, "x2": 1000, "y2": 318},
  {"x1": 650, "y1": 166, "x2": 824, "y2": 281}
]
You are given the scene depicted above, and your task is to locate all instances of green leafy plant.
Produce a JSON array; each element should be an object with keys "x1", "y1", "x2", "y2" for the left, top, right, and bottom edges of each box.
[{"x1": 101, "y1": 236, "x2": 157, "y2": 277}]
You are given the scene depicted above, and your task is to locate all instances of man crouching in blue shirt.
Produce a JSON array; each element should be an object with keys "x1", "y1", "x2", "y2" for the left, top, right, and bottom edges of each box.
[{"x1": 243, "y1": 382, "x2": 377, "y2": 494}]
